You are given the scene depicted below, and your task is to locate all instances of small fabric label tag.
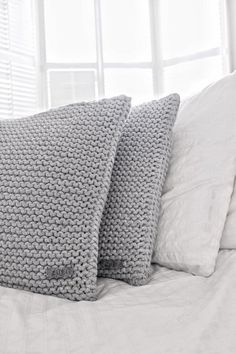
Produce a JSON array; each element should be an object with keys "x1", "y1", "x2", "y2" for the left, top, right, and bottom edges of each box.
[
  {"x1": 99, "y1": 259, "x2": 124, "y2": 270},
  {"x1": 46, "y1": 265, "x2": 74, "y2": 280}
]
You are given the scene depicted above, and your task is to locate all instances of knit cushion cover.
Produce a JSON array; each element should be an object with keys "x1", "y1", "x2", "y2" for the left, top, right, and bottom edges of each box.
[
  {"x1": 98, "y1": 94, "x2": 180, "y2": 285},
  {"x1": 0, "y1": 96, "x2": 131, "y2": 301}
]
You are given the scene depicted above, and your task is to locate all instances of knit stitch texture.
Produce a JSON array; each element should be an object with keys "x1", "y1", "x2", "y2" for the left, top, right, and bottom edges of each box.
[
  {"x1": 0, "y1": 96, "x2": 131, "y2": 301},
  {"x1": 98, "y1": 94, "x2": 180, "y2": 285}
]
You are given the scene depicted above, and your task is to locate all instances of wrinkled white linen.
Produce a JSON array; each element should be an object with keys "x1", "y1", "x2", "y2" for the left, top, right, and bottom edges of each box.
[{"x1": 0, "y1": 250, "x2": 236, "y2": 354}]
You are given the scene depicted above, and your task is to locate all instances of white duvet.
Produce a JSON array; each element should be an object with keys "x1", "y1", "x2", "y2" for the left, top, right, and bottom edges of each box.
[{"x1": 0, "y1": 250, "x2": 236, "y2": 354}]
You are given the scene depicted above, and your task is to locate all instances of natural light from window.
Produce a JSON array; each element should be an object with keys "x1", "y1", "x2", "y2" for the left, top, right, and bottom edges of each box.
[
  {"x1": 43, "y1": 0, "x2": 229, "y2": 108},
  {"x1": 0, "y1": 0, "x2": 229, "y2": 118}
]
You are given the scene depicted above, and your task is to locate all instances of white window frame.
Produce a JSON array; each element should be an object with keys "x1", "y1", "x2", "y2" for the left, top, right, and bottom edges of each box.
[{"x1": 35, "y1": 0, "x2": 230, "y2": 111}]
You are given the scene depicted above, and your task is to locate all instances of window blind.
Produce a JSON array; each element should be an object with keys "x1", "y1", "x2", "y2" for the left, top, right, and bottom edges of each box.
[{"x1": 0, "y1": 0, "x2": 37, "y2": 119}]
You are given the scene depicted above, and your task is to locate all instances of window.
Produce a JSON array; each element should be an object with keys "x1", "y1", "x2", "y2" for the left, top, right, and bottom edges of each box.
[
  {"x1": 160, "y1": 0, "x2": 229, "y2": 96},
  {"x1": 0, "y1": 0, "x2": 230, "y2": 117},
  {"x1": 0, "y1": 0, "x2": 38, "y2": 119},
  {"x1": 42, "y1": 0, "x2": 229, "y2": 109}
]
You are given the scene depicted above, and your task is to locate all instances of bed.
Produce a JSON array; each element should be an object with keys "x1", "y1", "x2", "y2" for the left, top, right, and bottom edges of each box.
[
  {"x1": 0, "y1": 71, "x2": 236, "y2": 354},
  {"x1": 0, "y1": 250, "x2": 236, "y2": 354}
]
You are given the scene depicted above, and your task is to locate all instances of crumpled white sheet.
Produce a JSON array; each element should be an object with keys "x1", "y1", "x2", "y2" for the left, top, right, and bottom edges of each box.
[{"x1": 0, "y1": 250, "x2": 236, "y2": 354}]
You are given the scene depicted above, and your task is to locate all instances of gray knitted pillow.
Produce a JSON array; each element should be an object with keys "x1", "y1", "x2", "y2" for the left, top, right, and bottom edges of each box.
[
  {"x1": 98, "y1": 94, "x2": 180, "y2": 285},
  {"x1": 0, "y1": 96, "x2": 131, "y2": 301}
]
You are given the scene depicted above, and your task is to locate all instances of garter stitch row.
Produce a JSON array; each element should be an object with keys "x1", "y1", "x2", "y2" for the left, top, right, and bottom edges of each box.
[
  {"x1": 98, "y1": 94, "x2": 180, "y2": 285},
  {"x1": 0, "y1": 95, "x2": 131, "y2": 301}
]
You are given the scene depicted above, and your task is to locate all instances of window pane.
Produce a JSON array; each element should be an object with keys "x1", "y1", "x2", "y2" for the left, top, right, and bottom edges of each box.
[
  {"x1": 48, "y1": 70, "x2": 96, "y2": 107},
  {"x1": 104, "y1": 68, "x2": 153, "y2": 104},
  {"x1": 44, "y1": 0, "x2": 96, "y2": 62},
  {"x1": 101, "y1": 0, "x2": 151, "y2": 62},
  {"x1": 163, "y1": 56, "x2": 223, "y2": 97},
  {"x1": 160, "y1": 0, "x2": 221, "y2": 59}
]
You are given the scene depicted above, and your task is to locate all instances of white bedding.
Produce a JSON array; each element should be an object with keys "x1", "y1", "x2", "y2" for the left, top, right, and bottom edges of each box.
[{"x1": 0, "y1": 250, "x2": 236, "y2": 354}]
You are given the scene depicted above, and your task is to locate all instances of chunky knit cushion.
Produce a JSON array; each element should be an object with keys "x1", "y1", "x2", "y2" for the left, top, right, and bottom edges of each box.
[
  {"x1": 98, "y1": 94, "x2": 180, "y2": 285},
  {"x1": 0, "y1": 96, "x2": 131, "y2": 301}
]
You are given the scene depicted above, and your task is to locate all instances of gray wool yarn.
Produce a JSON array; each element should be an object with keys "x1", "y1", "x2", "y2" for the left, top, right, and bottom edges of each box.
[
  {"x1": 98, "y1": 94, "x2": 180, "y2": 286},
  {"x1": 0, "y1": 95, "x2": 131, "y2": 301}
]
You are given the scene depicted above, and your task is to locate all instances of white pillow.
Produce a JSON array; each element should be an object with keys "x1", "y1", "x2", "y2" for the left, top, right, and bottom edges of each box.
[
  {"x1": 152, "y1": 73, "x2": 236, "y2": 276},
  {"x1": 220, "y1": 179, "x2": 236, "y2": 249}
]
